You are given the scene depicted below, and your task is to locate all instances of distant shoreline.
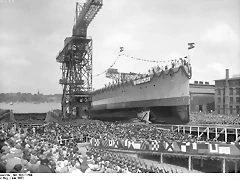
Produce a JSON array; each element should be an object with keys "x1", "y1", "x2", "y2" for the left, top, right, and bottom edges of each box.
[
  {"x1": 0, "y1": 102, "x2": 61, "y2": 113},
  {"x1": 0, "y1": 93, "x2": 62, "y2": 104},
  {"x1": 0, "y1": 102, "x2": 60, "y2": 103}
]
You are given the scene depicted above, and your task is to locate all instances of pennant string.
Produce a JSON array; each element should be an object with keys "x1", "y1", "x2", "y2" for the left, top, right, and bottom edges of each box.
[
  {"x1": 122, "y1": 54, "x2": 188, "y2": 64},
  {"x1": 93, "y1": 47, "x2": 189, "y2": 77},
  {"x1": 93, "y1": 54, "x2": 122, "y2": 77}
]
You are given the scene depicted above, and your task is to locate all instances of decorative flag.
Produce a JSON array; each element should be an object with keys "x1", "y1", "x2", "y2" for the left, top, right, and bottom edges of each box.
[
  {"x1": 128, "y1": 141, "x2": 134, "y2": 150},
  {"x1": 218, "y1": 144, "x2": 230, "y2": 154},
  {"x1": 140, "y1": 141, "x2": 149, "y2": 150},
  {"x1": 120, "y1": 47, "x2": 124, "y2": 52},
  {"x1": 165, "y1": 142, "x2": 174, "y2": 152},
  {"x1": 149, "y1": 140, "x2": 159, "y2": 151},
  {"x1": 132, "y1": 141, "x2": 142, "y2": 150},
  {"x1": 188, "y1": 43, "x2": 195, "y2": 50},
  {"x1": 109, "y1": 140, "x2": 115, "y2": 147},
  {"x1": 208, "y1": 143, "x2": 219, "y2": 153},
  {"x1": 197, "y1": 143, "x2": 208, "y2": 154}
]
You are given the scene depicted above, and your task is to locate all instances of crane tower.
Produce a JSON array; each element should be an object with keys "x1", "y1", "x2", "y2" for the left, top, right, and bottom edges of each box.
[{"x1": 56, "y1": 0, "x2": 103, "y2": 120}]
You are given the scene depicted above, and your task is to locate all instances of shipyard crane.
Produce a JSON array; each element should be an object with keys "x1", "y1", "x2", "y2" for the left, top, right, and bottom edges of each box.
[
  {"x1": 56, "y1": 0, "x2": 103, "y2": 120},
  {"x1": 105, "y1": 68, "x2": 146, "y2": 82}
]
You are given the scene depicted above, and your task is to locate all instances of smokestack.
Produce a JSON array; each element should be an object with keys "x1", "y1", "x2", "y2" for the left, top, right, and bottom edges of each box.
[{"x1": 226, "y1": 69, "x2": 229, "y2": 80}]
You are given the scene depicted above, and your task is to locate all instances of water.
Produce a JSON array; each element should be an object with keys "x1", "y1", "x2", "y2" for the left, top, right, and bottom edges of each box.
[{"x1": 0, "y1": 102, "x2": 61, "y2": 113}]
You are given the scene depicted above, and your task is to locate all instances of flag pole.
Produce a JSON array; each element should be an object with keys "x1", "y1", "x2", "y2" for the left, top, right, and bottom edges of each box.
[
  {"x1": 188, "y1": 45, "x2": 190, "y2": 65},
  {"x1": 187, "y1": 43, "x2": 191, "y2": 119}
]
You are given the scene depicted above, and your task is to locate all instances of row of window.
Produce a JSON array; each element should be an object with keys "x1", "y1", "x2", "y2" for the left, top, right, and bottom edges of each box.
[
  {"x1": 216, "y1": 88, "x2": 240, "y2": 95},
  {"x1": 217, "y1": 97, "x2": 240, "y2": 104},
  {"x1": 215, "y1": 80, "x2": 240, "y2": 87},
  {"x1": 216, "y1": 106, "x2": 240, "y2": 114}
]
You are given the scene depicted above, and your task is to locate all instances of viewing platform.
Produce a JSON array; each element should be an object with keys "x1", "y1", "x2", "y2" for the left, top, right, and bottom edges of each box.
[{"x1": 171, "y1": 124, "x2": 240, "y2": 142}]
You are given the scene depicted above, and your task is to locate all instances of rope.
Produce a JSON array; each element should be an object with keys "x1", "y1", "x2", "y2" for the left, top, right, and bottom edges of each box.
[
  {"x1": 92, "y1": 47, "x2": 189, "y2": 78},
  {"x1": 93, "y1": 54, "x2": 122, "y2": 77},
  {"x1": 122, "y1": 53, "x2": 188, "y2": 64}
]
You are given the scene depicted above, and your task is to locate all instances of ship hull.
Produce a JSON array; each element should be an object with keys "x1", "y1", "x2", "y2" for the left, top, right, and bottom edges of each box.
[
  {"x1": 91, "y1": 66, "x2": 191, "y2": 124},
  {"x1": 91, "y1": 97, "x2": 189, "y2": 124}
]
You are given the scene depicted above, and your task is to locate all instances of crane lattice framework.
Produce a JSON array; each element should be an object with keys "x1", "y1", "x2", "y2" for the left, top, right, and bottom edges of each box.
[{"x1": 56, "y1": 0, "x2": 103, "y2": 120}]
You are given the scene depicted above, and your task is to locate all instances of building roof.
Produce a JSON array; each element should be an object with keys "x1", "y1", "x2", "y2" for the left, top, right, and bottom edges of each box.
[
  {"x1": 232, "y1": 74, "x2": 240, "y2": 78},
  {"x1": 189, "y1": 83, "x2": 214, "y2": 87},
  {"x1": 189, "y1": 84, "x2": 215, "y2": 94},
  {"x1": 190, "y1": 87, "x2": 215, "y2": 94},
  {"x1": 214, "y1": 77, "x2": 240, "y2": 81}
]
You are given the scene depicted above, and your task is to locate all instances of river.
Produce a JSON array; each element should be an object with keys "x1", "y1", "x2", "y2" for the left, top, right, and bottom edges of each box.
[{"x1": 0, "y1": 102, "x2": 61, "y2": 113}]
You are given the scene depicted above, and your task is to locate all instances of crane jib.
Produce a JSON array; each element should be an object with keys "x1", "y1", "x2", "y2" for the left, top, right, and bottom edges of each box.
[{"x1": 74, "y1": 0, "x2": 103, "y2": 36}]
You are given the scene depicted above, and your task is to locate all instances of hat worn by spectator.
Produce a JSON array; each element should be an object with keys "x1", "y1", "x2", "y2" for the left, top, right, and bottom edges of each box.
[
  {"x1": 12, "y1": 164, "x2": 22, "y2": 173},
  {"x1": 41, "y1": 158, "x2": 50, "y2": 166},
  {"x1": 5, "y1": 157, "x2": 23, "y2": 173},
  {"x1": 1, "y1": 146, "x2": 10, "y2": 154}
]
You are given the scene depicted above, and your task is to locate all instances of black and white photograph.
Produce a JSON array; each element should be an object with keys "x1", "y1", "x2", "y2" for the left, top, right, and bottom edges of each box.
[{"x1": 0, "y1": 0, "x2": 239, "y2": 177}]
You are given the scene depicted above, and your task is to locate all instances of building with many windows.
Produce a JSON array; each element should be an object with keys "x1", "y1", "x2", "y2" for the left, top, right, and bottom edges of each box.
[{"x1": 215, "y1": 69, "x2": 240, "y2": 116}]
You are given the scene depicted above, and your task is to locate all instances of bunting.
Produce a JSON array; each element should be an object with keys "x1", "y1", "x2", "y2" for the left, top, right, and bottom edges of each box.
[
  {"x1": 123, "y1": 54, "x2": 188, "y2": 64},
  {"x1": 93, "y1": 54, "x2": 122, "y2": 77},
  {"x1": 89, "y1": 138, "x2": 240, "y2": 156},
  {"x1": 93, "y1": 47, "x2": 189, "y2": 78}
]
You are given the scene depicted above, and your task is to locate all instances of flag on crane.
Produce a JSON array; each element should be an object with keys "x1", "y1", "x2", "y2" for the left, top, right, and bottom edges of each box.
[
  {"x1": 120, "y1": 47, "x2": 124, "y2": 52},
  {"x1": 188, "y1": 43, "x2": 195, "y2": 50}
]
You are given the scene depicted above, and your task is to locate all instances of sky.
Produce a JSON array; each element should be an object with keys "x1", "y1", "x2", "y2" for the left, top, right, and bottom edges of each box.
[{"x1": 0, "y1": 0, "x2": 239, "y2": 94}]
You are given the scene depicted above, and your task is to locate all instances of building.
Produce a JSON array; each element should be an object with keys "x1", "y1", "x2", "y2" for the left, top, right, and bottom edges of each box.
[
  {"x1": 190, "y1": 81, "x2": 215, "y2": 113},
  {"x1": 0, "y1": 109, "x2": 16, "y2": 129},
  {"x1": 215, "y1": 69, "x2": 240, "y2": 116},
  {"x1": 14, "y1": 113, "x2": 46, "y2": 128}
]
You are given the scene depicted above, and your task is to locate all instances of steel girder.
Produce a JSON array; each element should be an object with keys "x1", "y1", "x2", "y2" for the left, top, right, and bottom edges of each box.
[{"x1": 57, "y1": 37, "x2": 92, "y2": 120}]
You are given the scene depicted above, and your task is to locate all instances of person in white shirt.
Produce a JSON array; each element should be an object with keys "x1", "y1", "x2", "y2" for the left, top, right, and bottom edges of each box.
[
  {"x1": 71, "y1": 162, "x2": 82, "y2": 173},
  {"x1": 85, "y1": 164, "x2": 94, "y2": 173}
]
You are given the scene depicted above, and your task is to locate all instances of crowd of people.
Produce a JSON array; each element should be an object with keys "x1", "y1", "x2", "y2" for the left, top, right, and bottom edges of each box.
[
  {"x1": 148, "y1": 59, "x2": 189, "y2": 74},
  {"x1": 60, "y1": 122, "x2": 203, "y2": 142},
  {"x1": 1, "y1": 110, "x2": 240, "y2": 173},
  {"x1": 190, "y1": 112, "x2": 240, "y2": 125},
  {"x1": 0, "y1": 122, "x2": 189, "y2": 173},
  {"x1": 47, "y1": 111, "x2": 240, "y2": 144}
]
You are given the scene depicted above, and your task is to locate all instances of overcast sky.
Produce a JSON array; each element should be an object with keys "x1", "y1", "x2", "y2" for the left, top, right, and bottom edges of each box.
[{"x1": 0, "y1": 0, "x2": 239, "y2": 94}]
